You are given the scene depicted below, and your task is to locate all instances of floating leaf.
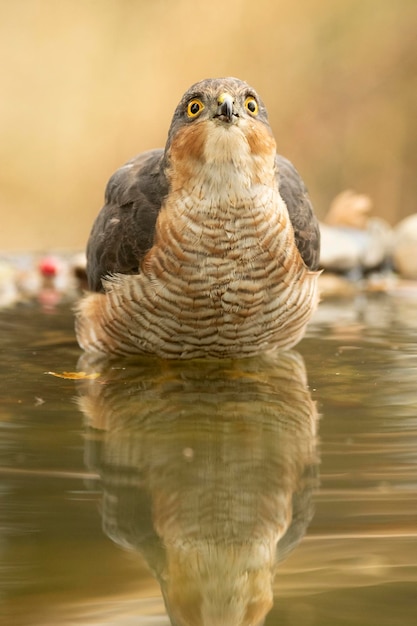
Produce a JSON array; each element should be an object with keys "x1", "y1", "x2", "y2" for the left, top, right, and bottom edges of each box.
[{"x1": 46, "y1": 371, "x2": 100, "y2": 380}]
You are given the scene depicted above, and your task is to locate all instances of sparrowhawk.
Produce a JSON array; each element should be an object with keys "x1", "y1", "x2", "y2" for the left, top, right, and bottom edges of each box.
[{"x1": 75, "y1": 77, "x2": 320, "y2": 359}]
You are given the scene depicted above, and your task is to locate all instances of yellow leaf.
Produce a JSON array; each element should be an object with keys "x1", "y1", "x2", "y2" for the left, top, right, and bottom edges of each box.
[{"x1": 46, "y1": 371, "x2": 100, "y2": 380}]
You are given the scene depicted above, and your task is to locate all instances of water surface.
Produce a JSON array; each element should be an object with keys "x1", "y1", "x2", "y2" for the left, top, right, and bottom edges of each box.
[{"x1": 1, "y1": 293, "x2": 417, "y2": 625}]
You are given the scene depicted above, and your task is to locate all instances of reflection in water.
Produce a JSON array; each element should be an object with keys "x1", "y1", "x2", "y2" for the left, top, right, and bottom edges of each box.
[{"x1": 77, "y1": 350, "x2": 319, "y2": 626}]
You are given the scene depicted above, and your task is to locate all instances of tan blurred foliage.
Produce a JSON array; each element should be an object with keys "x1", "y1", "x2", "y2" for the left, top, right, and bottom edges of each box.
[{"x1": 0, "y1": 0, "x2": 416, "y2": 251}]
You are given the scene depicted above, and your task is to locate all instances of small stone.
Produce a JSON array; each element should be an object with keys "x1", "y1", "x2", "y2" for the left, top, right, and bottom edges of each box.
[
  {"x1": 320, "y1": 190, "x2": 393, "y2": 274},
  {"x1": 319, "y1": 218, "x2": 392, "y2": 273},
  {"x1": 392, "y1": 214, "x2": 417, "y2": 279},
  {"x1": 324, "y1": 189, "x2": 372, "y2": 229}
]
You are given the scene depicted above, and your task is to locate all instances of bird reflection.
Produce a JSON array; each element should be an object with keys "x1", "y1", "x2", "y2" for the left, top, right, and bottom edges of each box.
[{"x1": 77, "y1": 350, "x2": 319, "y2": 626}]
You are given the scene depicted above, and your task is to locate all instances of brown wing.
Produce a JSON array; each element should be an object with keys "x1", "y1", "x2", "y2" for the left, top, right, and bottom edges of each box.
[
  {"x1": 275, "y1": 155, "x2": 320, "y2": 270},
  {"x1": 86, "y1": 149, "x2": 168, "y2": 292}
]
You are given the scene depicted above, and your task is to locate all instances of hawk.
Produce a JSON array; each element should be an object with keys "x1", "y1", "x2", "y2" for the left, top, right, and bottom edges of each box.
[{"x1": 75, "y1": 77, "x2": 320, "y2": 359}]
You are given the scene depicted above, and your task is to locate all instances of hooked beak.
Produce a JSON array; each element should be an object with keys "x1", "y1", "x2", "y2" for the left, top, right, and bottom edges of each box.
[{"x1": 215, "y1": 93, "x2": 235, "y2": 123}]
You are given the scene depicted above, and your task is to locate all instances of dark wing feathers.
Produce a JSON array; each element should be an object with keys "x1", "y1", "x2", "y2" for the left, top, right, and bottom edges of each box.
[
  {"x1": 86, "y1": 149, "x2": 167, "y2": 291},
  {"x1": 275, "y1": 155, "x2": 320, "y2": 271},
  {"x1": 86, "y1": 149, "x2": 320, "y2": 292}
]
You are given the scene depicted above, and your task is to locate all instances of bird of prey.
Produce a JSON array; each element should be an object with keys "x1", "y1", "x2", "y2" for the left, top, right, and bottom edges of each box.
[{"x1": 75, "y1": 77, "x2": 320, "y2": 359}]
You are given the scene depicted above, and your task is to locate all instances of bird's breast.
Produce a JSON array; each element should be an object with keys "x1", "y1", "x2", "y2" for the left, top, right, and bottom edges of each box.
[
  {"x1": 78, "y1": 184, "x2": 319, "y2": 358},
  {"x1": 144, "y1": 186, "x2": 287, "y2": 288},
  {"x1": 114, "y1": 187, "x2": 319, "y2": 357}
]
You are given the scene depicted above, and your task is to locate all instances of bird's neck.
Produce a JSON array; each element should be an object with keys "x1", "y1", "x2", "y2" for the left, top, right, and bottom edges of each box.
[
  {"x1": 166, "y1": 120, "x2": 278, "y2": 210},
  {"x1": 152, "y1": 163, "x2": 289, "y2": 266},
  {"x1": 168, "y1": 163, "x2": 278, "y2": 220}
]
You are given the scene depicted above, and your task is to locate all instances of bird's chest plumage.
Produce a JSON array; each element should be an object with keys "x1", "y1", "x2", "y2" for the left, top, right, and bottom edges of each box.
[
  {"x1": 114, "y1": 183, "x2": 318, "y2": 358},
  {"x1": 146, "y1": 187, "x2": 287, "y2": 303},
  {"x1": 77, "y1": 180, "x2": 319, "y2": 359}
]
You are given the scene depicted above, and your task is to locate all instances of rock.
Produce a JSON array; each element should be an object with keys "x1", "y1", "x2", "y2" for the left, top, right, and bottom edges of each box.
[
  {"x1": 0, "y1": 252, "x2": 85, "y2": 309},
  {"x1": 324, "y1": 190, "x2": 373, "y2": 229},
  {"x1": 319, "y1": 218, "x2": 392, "y2": 274},
  {"x1": 319, "y1": 190, "x2": 393, "y2": 274},
  {"x1": 0, "y1": 260, "x2": 19, "y2": 308},
  {"x1": 70, "y1": 252, "x2": 88, "y2": 290},
  {"x1": 317, "y1": 272, "x2": 358, "y2": 298},
  {"x1": 392, "y1": 214, "x2": 417, "y2": 279}
]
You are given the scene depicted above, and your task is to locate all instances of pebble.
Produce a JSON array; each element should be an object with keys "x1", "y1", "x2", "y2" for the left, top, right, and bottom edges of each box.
[
  {"x1": 319, "y1": 190, "x2": 393, "y2": 275},
  {"x1": 0, "y1": 252, "x2": 86, "y2": 310},
  {"x1": 391, "y1": 214, "x2": 417, "y2": 279}
]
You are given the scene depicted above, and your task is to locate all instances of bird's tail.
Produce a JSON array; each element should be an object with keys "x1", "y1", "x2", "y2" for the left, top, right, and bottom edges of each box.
[{"x1": 75, "y1": 292, "x2": 111, "y2": 355}]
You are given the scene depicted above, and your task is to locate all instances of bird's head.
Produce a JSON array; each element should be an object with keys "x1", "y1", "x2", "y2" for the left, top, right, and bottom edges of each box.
[{"x1": 164, "y1": 77, "x2": 277, "y2": 191}]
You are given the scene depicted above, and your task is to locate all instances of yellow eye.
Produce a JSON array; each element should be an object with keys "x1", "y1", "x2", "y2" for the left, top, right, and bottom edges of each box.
[
  {"x1": 245, "y1": 96, "x2": 259, "y2": 116},
  {"x1": 187, "y1": 98, "x2": 204, "y2": 118}
]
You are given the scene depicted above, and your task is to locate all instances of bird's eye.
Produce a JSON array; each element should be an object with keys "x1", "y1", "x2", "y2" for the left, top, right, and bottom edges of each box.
[
  {"x1": 187, "y1": 98, "x2": 204, "y2": 118},
  {"x1": 244, "y1": 96, "x2": 259, "y2": 116}
]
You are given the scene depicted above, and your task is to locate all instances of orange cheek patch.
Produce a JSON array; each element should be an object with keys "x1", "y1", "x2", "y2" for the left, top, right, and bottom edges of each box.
[
  {"x1": 168, "y1": 122, "x2": 208, "y2": 191},
  {"x1": 170, "y1": 122, "x2": 208, "y2": 164},
  {"x1": 246, "y1": 120, "x2": 276, "y2": 158}
]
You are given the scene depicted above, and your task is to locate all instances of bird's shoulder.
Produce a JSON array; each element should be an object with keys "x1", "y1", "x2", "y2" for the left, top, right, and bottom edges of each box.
[
  {"x1": 86, "y1": 149, "x2": 168, "y2": 291},
  {"x1": 275, "y1": 154, "x2": 320, "y2": 270}
]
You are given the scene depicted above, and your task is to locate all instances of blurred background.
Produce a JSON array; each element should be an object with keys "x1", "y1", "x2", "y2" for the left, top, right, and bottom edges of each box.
[{"x1": 0, "y1": 0, "x2": 416, "y2": 252}]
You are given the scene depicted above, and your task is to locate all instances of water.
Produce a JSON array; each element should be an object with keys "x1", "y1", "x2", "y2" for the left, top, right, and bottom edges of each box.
[{"x1": 1, "y1": 293, "x2": 417, "y2": 626}]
